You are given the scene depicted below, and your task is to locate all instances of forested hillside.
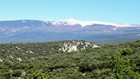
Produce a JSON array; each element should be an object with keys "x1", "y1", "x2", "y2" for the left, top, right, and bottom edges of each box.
[
  {"x1": 0, "y1": 40, "x2": 140, "y2": 79},
  {"x1": 0, "y1": 40, "x2": 98, "y2": 62}
]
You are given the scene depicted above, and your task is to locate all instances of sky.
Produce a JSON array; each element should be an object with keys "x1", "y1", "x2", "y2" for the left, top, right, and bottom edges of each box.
[{"x1": 0, "y1": 0, "x2": 140, "y2": 24}]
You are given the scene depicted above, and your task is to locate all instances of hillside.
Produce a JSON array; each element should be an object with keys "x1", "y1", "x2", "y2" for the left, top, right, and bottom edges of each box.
[
  {"x1": 0, "y1": 40, "x2": 99, "y2": 62},
  {"x1": 0, "y1": 40, "x2": 140, "y2": 79}
]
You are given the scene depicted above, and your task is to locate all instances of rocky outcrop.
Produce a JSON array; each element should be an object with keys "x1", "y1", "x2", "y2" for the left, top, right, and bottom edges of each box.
[{"x1": 60, "y1": 41, "x2": 100, "y2": 52}]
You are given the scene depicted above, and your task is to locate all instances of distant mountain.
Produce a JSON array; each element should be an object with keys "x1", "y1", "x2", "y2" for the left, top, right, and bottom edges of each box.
[{"x1": 0, "y1": 19, "x2": 140, "y2": 44}]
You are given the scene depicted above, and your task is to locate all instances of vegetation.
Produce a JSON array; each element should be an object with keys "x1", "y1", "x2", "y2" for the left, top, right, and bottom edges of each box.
[{"x1": 0, "y1": 40, "x2": 140, "y2": 79}]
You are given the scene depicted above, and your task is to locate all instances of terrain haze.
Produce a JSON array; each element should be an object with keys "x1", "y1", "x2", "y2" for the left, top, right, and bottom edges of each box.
[{"x1": 0, "y1": 19, "x2": 139, "y2": 44}]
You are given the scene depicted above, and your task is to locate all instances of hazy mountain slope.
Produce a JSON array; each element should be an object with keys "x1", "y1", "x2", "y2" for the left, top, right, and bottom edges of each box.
[{"x1": 0, "y1": 19, "x2": 140, "y2": 44}]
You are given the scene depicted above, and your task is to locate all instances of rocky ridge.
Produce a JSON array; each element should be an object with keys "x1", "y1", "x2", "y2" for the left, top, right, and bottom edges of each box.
[{"x1": 0, "y1": 40, "x2": 100, "y2": 62}]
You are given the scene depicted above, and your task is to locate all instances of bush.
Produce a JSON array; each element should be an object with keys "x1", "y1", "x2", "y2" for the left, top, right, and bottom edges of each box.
[
  {"x1": 12, "y1": 70, "x2": 22, "y2": 77},
  {"x1": 121, "y1": 48, "x2": 133, "y2": 56}
]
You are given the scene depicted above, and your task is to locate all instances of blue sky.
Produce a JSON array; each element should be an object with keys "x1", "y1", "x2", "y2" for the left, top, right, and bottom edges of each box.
[{"x1": 0, "y1": 0, "x2": 140, "y2": 24}]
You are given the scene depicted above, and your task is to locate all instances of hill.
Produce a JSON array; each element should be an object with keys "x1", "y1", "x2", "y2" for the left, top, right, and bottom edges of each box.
[{"x1": 0, "y1": 40, "x2": 140, "y2": 78}]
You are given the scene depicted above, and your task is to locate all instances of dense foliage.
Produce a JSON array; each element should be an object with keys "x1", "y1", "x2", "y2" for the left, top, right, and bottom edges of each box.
[{"x1": 0, "y1": 40, "x2": 140, "y2": 79}]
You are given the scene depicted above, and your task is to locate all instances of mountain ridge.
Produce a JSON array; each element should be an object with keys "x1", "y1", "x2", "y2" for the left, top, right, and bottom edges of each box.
[
  {"x1": 1, "y1": 19, "x2": 140, "y2": 27},
  {"x1": 0, "y1": 19, "x2": 140, "y2": 44}
]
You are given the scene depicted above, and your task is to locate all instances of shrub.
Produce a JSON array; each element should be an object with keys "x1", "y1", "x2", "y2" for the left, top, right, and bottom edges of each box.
[{"x1": 121, "y1": 48, "x2": 132, "y2": 56}]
